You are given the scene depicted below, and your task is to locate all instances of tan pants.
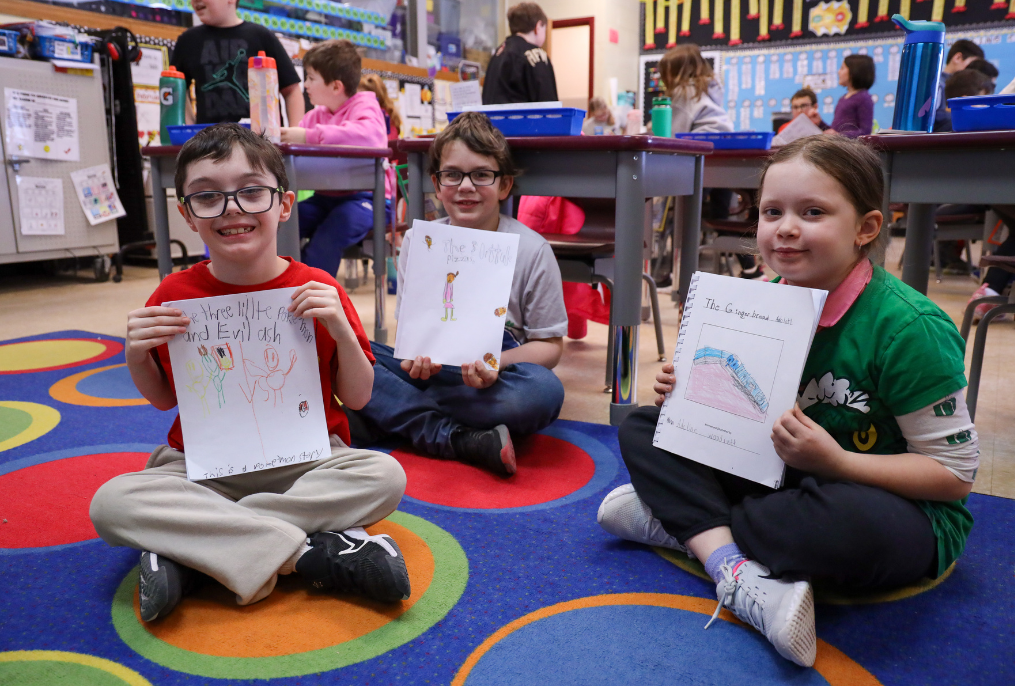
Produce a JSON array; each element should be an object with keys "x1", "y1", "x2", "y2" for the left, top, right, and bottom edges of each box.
[{"x1": 90, "y1": 435, "x2": 406, "y2": 605}]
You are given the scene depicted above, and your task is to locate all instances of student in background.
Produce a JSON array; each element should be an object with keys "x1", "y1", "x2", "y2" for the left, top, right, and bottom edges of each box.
[
  {"x1": 935, "y1": 69, "x2": 992, "y2": 133},
  {"x1": 170, "y1": 0, "x2": 303, "y2": 126},
  {"x1": 483, "y1": 2, "x2": 558, "y2": 104},
  {"x1": 827, "y1": 55, "x2": 875, "y2": 138},
  {"x1": 599, "y1": 136, "x2": 977, "y2": 668},
  {"x1": 965, "y1": 59, "x2": 998, "y2": 93},
  {"x1": 935, "y1": 40, "x2": 985, "y2": 130},
  {"x1": 279, "y1": 40, "x2": 393, "y2": 278},
  {"x1": 777, "y1": 89, "x2": 829, "y2": 134},
  {"x1": 359, "y1": 73, "x2": 402, "y2": 141},
  {"x1": 582, "y1": 97, "x2": 619, "y2": 135}
]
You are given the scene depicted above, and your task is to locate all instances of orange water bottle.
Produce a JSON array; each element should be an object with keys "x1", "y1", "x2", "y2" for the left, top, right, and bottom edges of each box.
[{"x1": 248, "y1": 51, "x2": 280, "y2": 143}]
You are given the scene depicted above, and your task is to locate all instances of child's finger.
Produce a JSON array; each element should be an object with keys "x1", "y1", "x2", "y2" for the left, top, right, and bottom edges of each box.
[{"x1": 661, "y1": 362, "x2": 674, "y2": 374}]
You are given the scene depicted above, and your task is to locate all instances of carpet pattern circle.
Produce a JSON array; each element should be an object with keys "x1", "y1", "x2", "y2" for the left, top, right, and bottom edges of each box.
[
  {"x1": 0, "y1": 401, "x2": 61, "y2": 453},
  {"x1": 0, "y1": 339, "x2": 122, "y2": 375},
  {"x1": 0, "y1": 651, "x2": 153, "y2": 685},
  {"x1": 49, "y1": 364, "x2": 149, "y2": 407}
]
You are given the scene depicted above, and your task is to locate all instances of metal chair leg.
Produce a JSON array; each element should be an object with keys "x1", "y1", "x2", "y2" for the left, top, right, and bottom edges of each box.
[
  {"x1": 595, "y1": 275, "x2": 616, "y2": 393},
  {"x1": 934, "y1": 238, "x2": 943, "y2": 283},
  {"x1": 642, "y1": 272, "x2": 666, "y2": 361},
  {"x1": 966, "y1": 303, "x2": 1015, "y2": 421},
  {"x1": 960, "y1": 295, "x2": 1008, "y2": 342}
]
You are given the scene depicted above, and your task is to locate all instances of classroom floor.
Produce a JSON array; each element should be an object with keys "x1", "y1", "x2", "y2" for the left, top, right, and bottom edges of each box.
[{"x1": 2, "y1": 236, "x2": 1012, "y2": 498}]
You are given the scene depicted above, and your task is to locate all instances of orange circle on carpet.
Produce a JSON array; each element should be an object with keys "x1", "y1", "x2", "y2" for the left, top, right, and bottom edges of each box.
[
  {"x1": 391, "y1": 434, "x2": 596, "y2": 509},
  {"x1": 136, "y1": 519, "x2": 435, "y2": 657},
  {"x1": 0, "y1": 452, "x2": 150, "y2": 549},
  {"x1": 0, "y1": 339, "x2": 122, "y2": 375}
]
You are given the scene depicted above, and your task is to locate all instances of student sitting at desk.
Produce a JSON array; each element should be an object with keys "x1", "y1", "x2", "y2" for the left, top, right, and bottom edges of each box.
[
  {"x1": 827, "y1": 55, "x2": 875, "y2": 138},
  {"x1": 347, "y1": 113, "x2": 568, "y2": 477},
  {"x1": 777, "y1": 89, "x2": 829, "y2": 134},
  {"x1": 280, "y1": 40, "x2": 394, "y2": 278}
]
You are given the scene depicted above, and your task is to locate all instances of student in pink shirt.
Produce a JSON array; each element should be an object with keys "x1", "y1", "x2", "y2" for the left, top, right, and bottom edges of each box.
[{"x1": 280, "y1": 40, "x2": 393, "y2": 277}]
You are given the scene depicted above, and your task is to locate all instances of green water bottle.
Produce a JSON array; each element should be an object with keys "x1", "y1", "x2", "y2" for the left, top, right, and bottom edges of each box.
[
  {"x1": 651, "y1": 97, "x2": 672, "y2": 138},
  {"x1": 159, "y1": 67, "x2": 186, "y2": 145}
]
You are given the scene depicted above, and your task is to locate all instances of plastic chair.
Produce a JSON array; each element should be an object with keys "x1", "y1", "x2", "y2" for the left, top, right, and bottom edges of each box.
[{"x1": 959, "y1": 254, "x2": 1015, "y2": 420}]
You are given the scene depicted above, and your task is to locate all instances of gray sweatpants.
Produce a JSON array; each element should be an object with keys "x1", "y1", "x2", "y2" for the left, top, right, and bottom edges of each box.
[{"x1": 90, "y1": 435, "x2": 406, "y2": 605}]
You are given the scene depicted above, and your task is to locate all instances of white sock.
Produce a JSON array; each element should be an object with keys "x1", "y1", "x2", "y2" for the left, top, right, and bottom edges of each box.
[{"x1": 278, "y1": 538, "x2": 312, "y2": 575}]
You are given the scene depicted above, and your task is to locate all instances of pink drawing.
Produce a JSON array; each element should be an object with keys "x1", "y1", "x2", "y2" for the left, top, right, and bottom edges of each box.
[
  {"x1": 441, "y1": 271, "x2": 459, "y2": 322},
  {"x1": 241, "y1": 345, "x2": 297, "y2": 407}
]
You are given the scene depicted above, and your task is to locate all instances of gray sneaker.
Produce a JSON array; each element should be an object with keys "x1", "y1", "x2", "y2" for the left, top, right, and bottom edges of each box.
[
  {"x1": 705, "y1": 559, "x2": 816, "y2": 667},
  {"x1": 597, "y1": 484, "x2": 687, "y2": 553}
]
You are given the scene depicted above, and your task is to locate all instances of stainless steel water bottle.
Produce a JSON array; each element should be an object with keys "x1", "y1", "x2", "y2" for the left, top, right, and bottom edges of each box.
[{"x1": 891, "y1": 15, "x2": 945, "y2": 133}]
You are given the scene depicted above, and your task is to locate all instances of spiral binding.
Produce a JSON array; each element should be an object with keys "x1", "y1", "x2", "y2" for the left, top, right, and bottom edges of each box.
[{"x1": 654, "y1": 272, "x2": 700, "y2": 440}]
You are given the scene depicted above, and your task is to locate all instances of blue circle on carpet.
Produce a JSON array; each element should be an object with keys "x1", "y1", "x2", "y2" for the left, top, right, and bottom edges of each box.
[
  {"x1": 463, "y1": 605, "x2": 828, "y2": 685},
  {"x1": 75, "y1": 365, "x2": 145, "y2": 400}
]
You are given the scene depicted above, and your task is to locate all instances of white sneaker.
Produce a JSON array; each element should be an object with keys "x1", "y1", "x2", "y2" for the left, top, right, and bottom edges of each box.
[
  {"x1": 705, "y1": 559, "x2": 816, "y2": 667},
  {"x1": 597, "y1": 484, "x2": 687, "y2": 553}
]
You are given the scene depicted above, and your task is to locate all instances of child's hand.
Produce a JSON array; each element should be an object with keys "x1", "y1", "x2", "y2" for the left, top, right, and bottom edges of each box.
[
  {"x1": 654, "y1": 362, "x2": 676, "y2": 407},
  {"x1": 401, "y1": 356, "x2": 442, "y2": 379},
  {"x1": 280, "y1": 127, "x2": 307, "y2": 144},
  {"x1": 288, "y1": 281, "x2": 350, "y2": 342},
  {"x1": 126, "y1": 307, "x2": 190, "y2": 366},
  {"x1": 462, "y1": 361, "x2": 498, "y2": 389},
  {"x1": 771, "y1": 405, "x2": 847, "y2": 476}
]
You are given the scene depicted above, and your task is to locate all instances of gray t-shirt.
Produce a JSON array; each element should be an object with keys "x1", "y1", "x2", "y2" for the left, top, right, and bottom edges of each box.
[{"x1": 395, "y1": 215, "x2": 568, "y2": 346}]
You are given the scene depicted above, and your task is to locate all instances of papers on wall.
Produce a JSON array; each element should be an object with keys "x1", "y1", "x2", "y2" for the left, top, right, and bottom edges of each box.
[
  {"x1": 394, "y1": 220, "x2": 519, "y2": 370},
  {"x1": 164, "y1": 288, "x2": 332, "y2": 481},
  {"x1": 403, "y1": 82, "x2": 423, "y2": 116},
  {"x1": 16, "y1": 176, "x2": 65, "y2": 235},
  {"x1": 4, "y1": 89, "x2": 80, "y2": 161},
  {"x1": 384, "y1": 78, "x2": 400, "y2": 101},
  {"x1": 653, "y1": 272, "x2": 827, "y2": 488},
  {"x1": 450, "y1": 80, "x2": 482, "y2": 110},
  {"x1": 131, "y1": 46, "x2": 164, "y2": 87},
  {"x1": 70, "y1": 164, "x2": 126, "y2": 225},
  {"x1": 132, "y1": 45, "x2": 167, "y2": 145},
  {"x1": 771, "y1": 112, "x2": 826, "y2": 146}
]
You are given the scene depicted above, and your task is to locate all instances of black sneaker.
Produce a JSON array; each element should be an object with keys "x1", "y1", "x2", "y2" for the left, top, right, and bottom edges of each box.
[
  {"x1": 138, "y1": 551, "x2": 193, "y2": 622},
  {"x1": 450, "y1": 424, "x2": 516, "y2": 476},
  {"x1": 296, "y1": 529, "x2": 410, "y2": 603}
]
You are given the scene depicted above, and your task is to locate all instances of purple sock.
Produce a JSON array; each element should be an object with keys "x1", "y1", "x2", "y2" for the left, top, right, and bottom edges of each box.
[{"x1": 704, "y1": 543, "x2": 747, "y2": 584}]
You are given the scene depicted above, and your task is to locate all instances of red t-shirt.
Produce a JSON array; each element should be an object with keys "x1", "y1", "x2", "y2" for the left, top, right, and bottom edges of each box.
[{"x1": 144, "y1": 258, "x2": 375, "y2": 450}]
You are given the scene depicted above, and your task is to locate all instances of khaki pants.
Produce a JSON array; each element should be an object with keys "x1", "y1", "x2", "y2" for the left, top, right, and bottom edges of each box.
[{"x1": 90, "y1": 435, "x2": 406, "y2": 605}]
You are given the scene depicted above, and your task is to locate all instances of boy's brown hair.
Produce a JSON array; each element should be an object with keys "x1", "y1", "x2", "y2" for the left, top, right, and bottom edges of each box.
[
  {"x1": 758, "y1": 135, "x2": 887, "y2": 260},
  {"x1": 791, "y1": 88, "x2": 818, "y2": 106},
  {"x1": 174, "y1": 123, "x2": 288, "y2": 197},
  {"x1": 659, "y1": 44, "x2": 714, "y2": 100},
  {"x1": 508, "y1": 2, "x2": 548, "y2": 35},
  {"x1": 428, "y1": 112, "x2": 519, "y2": 179},
  {"x1": 303, "y1": 39, "x2": 361, "y2": 97}
]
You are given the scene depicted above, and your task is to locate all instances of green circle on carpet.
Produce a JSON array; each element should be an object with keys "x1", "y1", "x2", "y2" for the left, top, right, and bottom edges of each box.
[
  {"x1": 0, "y1": 662, "x2": 132, "y2": 685},
  {"x1": 0, "y1": 405, "x2": 32, "y2": 444},
  {"x1": 110, "y1": 511, "x2": 468, "y2": 679}
]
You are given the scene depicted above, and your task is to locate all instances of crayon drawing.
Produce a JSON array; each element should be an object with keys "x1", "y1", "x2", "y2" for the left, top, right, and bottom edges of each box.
[
  {"x1": 442, "y1": 271, "x2": 459, "y2": 321},
  {"x1": 197, "y1": 344, "x2": 230, "y2": 408},
  {"x1": 241, "y1": 344, "x2": 297, "y2": 406},
  {"x1": 483, "y1": 352, "x2": 499, "y2": 370},
  {"x1": 494, "y1": 306, "x2": 507, "y2": 317},
  {"x1": 425, "y1": 235, "x2": 432, "y2": 250},
  {"x1": 183, "y1": 360, "x2": 212, "y2": 416}
]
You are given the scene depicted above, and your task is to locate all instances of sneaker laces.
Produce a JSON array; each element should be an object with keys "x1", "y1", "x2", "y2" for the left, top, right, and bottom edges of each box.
[
  {"x1": 704, "y1": 560, "x2": 765, "y2": 631},
  {"x1": 341, "y1": 527, "x2": 398, "y2": 558}
]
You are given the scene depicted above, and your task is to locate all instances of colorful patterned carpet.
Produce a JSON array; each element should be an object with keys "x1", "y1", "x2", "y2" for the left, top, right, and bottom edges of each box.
[{"x1": 1, "y1": 331, "x2": 1013, "y2": 686}]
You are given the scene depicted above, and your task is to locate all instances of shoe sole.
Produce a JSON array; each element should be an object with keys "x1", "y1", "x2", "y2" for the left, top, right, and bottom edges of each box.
[
  {"x1": 495, "y1": 425, "x2": 516, "y2": 476},
  {"x1": 139, "y1": 553, "x2": 182, "y2": 622},
  {"x1": 772, "y1": 582, "x2": 816, "y2": 668}
]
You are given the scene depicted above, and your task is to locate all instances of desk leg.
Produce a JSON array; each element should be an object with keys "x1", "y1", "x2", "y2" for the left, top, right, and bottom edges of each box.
[
  {"x1": 277, "y1": 155, "x2": 301, "y2": 260},
  {"x1": 373, "y1": 158, "x2": 387, "y2": 344},
  {"x1": 677, "y1": 155, "x2": 704, "y2": 305},
  {"x1": 149, "y1": 157, "x2": 173, "y2": 281},
  {"x1": 901, "y1": 202, "x2": 935, "y2": 295},
  {"x1": 407, "y1": 152, "x2": 424, "y2": 224},
  {"x1": 609, "y1": 152, "x2": 648, "y2": 426}
]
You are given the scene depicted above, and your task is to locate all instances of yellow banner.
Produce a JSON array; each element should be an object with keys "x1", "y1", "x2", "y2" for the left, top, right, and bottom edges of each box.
[
  {"x1": 701, "y1": 0, "x2": 711, "y2": 25},
  {"x1": 772, "y1": 0, "x2": 785, "y2": 29},
  {"x1": 857, "y1": 0, "x2": 871, "y2": 26},
  {"x1": 643, "y1": 0, "x2": 655, "y2": 47},
  {"x1": 875, "y1": 0, "x2": 890, "y2": 21},
  {"x1": 791, "y1": 0, "x2": 803, "y2": 35},
  {"x1": 759, "y1": 0, "x2": 770, "y2": 37},
  {"x1": 682, "y1": 0, "x2": 693, "y2": 34},
  {"x1": 899, "y1": 0, "x2": 911, "y2": 18},
  {"x1": 731, "y1": 0, "x2": 742, "y2": 43},
  {"x1": 714, "y1": 0, "x2": 725, "y2": 37},
  {"x1": 749, "y1": 0, "x2": 760, "y2": 18}
]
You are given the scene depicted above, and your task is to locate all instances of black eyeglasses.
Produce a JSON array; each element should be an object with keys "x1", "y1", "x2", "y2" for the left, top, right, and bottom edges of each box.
[
  {"x1": 180, "y1": 186, "x2": 284, "y2": 219},
  {"x1": 435, "y1": 170, "x2": 503, "y2": 187}
]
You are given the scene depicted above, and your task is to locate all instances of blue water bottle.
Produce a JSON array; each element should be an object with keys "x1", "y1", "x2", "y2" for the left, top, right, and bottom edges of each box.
[{"x1": 891, "y1": 15, "x2": 945, "y2": 133}]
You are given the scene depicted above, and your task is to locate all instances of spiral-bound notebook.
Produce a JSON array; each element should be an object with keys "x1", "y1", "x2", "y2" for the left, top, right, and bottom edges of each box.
[{"x1": 653, "y1": 272, "x2": 828, "y2": 488}]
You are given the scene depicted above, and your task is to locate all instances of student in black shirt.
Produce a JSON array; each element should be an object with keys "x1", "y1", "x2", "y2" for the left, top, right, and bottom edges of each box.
[
  {"x1": 170, "y1": 0, "x2": 304, "y2": 125},
  {"x1": 482, "y1": 2, "x2": 558, "y2": 105}
]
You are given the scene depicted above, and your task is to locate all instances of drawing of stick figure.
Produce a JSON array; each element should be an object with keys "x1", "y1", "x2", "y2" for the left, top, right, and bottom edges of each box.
[
  {"x1": 183, "y1": 360, "x2": 212, "y2": 416},
  {"x1": 197, "y1": 344, "x2": 228, "y2": 408},
  {"x1": 242, "y1": 345, "x2": 297, "y2": 406},
  {"x1": 441, "y1": 271, "x2": 459, "y2": 321}
]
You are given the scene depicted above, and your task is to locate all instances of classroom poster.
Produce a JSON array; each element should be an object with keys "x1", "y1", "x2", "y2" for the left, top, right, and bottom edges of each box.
[
  {"x1": 69, "y1": 164, "x2": 127, "y2": 226},
  {"x1": 394, "y1": 220, "x2": 519, "y2": 371},
  {"x1": 4, "y1": 89, "x2": 80, "y2": 161},
  {"x1": 131, "y1": 45, "x2": 167, "y2": 146},
  {"x1": 16, "y1": 176, "x2": 64, "y2": 235},
  {"x1": 164, "y1": 288, "x2": 331, "y2": 481}
]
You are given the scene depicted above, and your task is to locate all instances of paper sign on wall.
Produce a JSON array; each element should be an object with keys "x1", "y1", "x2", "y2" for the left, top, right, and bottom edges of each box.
[
  {"x1": 165, "y1": 288, "x2": 332, "y2": 481},
  {"x1": 449, "y1": 80, "x2": 482, "y2": 111},
  {"x1": 4, "y1": 88, "x2": 80, "y2": 161},
  {"x1": 70, "y1": 164, "x2": 127, "y2": 225},
  {"x1": 17, "y1": 176, "x2": 64, "y2": 235},
  {"x1": 394, "y1": 220, "x2": 519, "y2": 370}
]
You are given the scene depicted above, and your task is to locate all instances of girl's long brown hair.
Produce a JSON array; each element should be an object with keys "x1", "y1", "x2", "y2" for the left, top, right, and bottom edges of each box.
[
  {"x1": 658, "y1": 44, "x2": 714, "y2": 100},
  {"x1": 359, "y1": 73, "x2": 402, "y2": 132}
]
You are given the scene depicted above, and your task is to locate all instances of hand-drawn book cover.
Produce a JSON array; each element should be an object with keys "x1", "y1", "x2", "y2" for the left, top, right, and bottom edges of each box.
[
  {"x1": 653, "y1": 272, "x2": 827, "y2": 488},
  {"x1": 165, "y1": 287, "x2": 332, "y2": 481},
  {"x1": 394, "y1": 219, "x2": 519, "y2": 370}
]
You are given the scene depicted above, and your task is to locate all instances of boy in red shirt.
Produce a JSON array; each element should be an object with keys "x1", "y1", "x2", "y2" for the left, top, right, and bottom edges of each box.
[{"x1": 90, "y1": 124, "x2": 409, "y2": 622}]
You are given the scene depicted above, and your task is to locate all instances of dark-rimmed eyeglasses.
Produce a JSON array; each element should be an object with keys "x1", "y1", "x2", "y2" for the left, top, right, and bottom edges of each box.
[
  {"x1": 180, "y1": 186, "x2": 284, "y2": 219},
  {"x1": 434, "y1": 170, "x2": 502, "y2": 187}
]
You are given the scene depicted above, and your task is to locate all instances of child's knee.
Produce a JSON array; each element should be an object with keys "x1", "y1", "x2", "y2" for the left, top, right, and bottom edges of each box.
[
  {"x1": 367, "y1": 452, "x2": 407, "y2": 509},
  {"x1": 89, "y1": 477, "x2": 129, "y2": 536}
]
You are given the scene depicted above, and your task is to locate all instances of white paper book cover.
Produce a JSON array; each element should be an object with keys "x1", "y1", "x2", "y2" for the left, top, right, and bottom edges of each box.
[
  {"x1": 394, "y1": 220, "x2": 519, "y2": 370},
  {"x1": 164, "y1": 288, "x2": 332, "y2": 481},
  {"x1": 653, "y1": 272, "x2": 828, "y2": 488}
]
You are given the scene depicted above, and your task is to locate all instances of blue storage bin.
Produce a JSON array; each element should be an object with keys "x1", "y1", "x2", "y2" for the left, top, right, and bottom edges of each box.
[
  {"x1": 33, "y1": 35, "x2": 94, "y2": 63},
  {"x1": 673, "y1": 131, "x2": 775, "y2": 150},
  {"x1": 949, "y1": 94, "x2": 1015, "y2": 133},
  {"x1": 0, "y1": 29, "x2": 18, "y2": 56},
  {"x1": 448, "y1": 108, "x2": 585, "y2": 137},
  {"x1": 167, "y1": 123, "x2": 251, "y2": 146}
]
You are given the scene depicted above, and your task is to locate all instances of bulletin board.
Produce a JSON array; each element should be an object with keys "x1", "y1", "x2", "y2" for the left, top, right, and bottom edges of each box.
[{"x1": 714, "y1": 24, "x2": 1015, "y2": 132}]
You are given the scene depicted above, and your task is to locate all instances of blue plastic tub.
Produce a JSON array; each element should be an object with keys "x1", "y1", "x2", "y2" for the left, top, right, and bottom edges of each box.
[
  {"x1": 167, "y1": 123, "x2": 251, "y2": 146},
  {"x1": 448, "y1": 108, "x2": 585, "y2": 137},
  {"x1": 673, "y1": 131, "x2": 775, "y2": 150},
  {"x1": 33, "y1": 34, "x2": 94, "y2": 62},
  {"x1": 0, "y1": 29, "x2": 17, "y2": 56},
  {"x1": 949, "y1": 94, "x2": 1015, "y2": 133}
]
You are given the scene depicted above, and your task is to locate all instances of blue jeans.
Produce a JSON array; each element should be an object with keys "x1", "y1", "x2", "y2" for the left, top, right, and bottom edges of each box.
[
  {"x1": 298, "y1": 192, "x2": 393, "y2": 277},
  {"x1": 356, "y1": 337, "x2": 565, "y2": 459}
]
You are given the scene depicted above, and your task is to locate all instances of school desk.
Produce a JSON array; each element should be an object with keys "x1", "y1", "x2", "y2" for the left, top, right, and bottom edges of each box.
[
  {"x1": 861, "y1": 131, "x2": 1015, "y2": 295},
  {"x1": 143, "y1": 143, "x2": 393, "y2": 344},
  {"x1": 397, "y1": 135, "x2": 713, "y2": 425}
]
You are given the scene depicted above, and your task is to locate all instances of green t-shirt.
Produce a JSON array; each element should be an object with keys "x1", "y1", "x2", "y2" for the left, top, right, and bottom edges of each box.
[{"x1": 796, "y1": 266, "x2": 973, "y2": 577}]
